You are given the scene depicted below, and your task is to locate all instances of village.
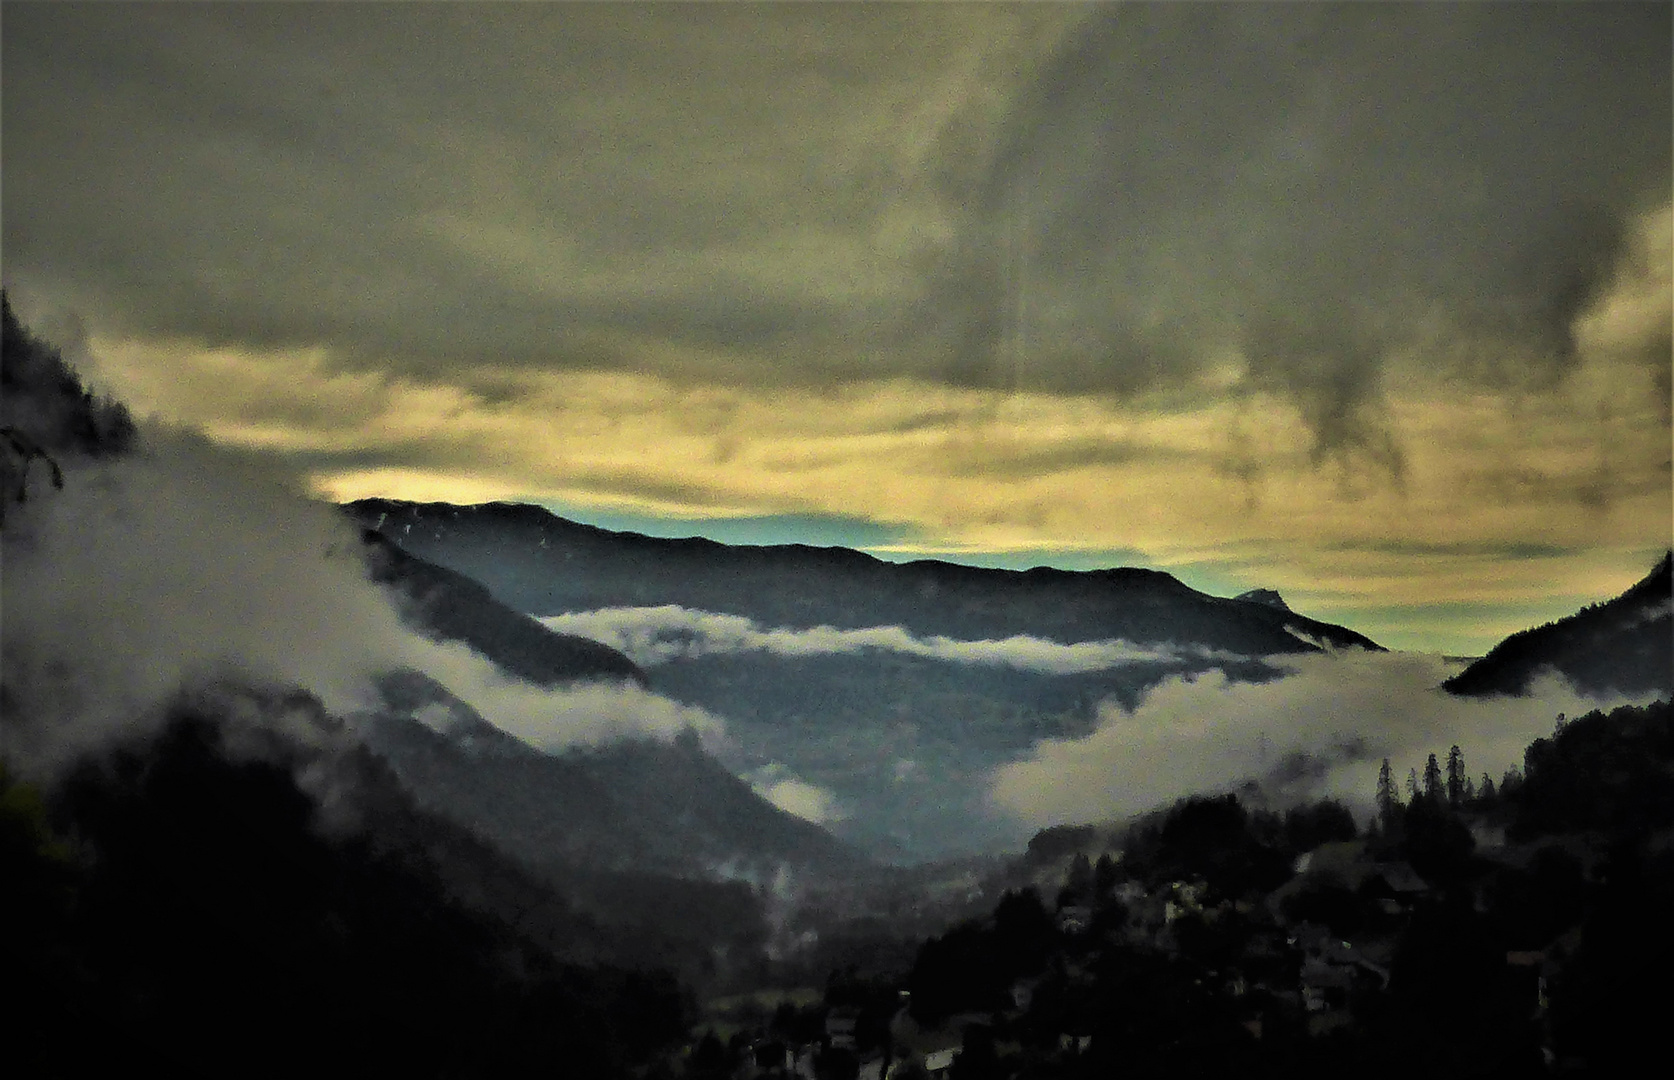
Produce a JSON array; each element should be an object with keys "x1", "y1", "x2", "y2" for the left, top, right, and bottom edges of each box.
[{"x1": 660, "y1": 702, "x2": 1670, "y2": 1079}]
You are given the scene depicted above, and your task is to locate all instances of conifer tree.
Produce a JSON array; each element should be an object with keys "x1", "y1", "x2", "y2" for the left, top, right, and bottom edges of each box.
[
  {"x1": 1423, "y1": 753, "x2": 1443, "y2": 804},
  {"x1": 1479, "y1": 773, "x2": 1496, "y2": 801},
  {"x1": 1093, "y1": 853, "x2": 1117, "y2": 901},
  {"x1": 1376, "y1": 758, "x2": 1397, "y2": 831},
  {"x1": 1445, "y1": 745, "x2": 1467, "y2": 806},
  {"x1": 1407, "y1": 767, "x2": 1421, "y2": 804}
]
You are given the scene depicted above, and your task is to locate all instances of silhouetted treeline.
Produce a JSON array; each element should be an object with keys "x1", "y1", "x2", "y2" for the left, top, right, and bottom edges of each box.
[
  {"x1": 883, "y1": 699, "x2": 1672, "y2": 1078},
  {"x1": 1, "y1": 291, "x2": 135, "y2": 457},
  {"x1": 1508, "y1": 700, "x2": 1674, "y2": 839}
]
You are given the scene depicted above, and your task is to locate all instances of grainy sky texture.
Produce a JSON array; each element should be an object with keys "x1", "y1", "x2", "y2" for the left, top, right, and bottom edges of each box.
[{"x1": 4, "y1": 2, "x2": 1669, "y2": 653}]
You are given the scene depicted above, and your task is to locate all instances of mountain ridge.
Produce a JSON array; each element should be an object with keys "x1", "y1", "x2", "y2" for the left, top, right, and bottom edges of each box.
[
  {"x1": 345, "y1": 498, "x2": 1384, "y2": 656},
  {"x1": 1443, "y1": 552, "x2": 1673, "y2": 698},
  {"x1": 361, "y1": 526, "x2": 647, "y2": 688}
]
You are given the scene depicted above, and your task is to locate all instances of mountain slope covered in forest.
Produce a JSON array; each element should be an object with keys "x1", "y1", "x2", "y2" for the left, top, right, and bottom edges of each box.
[{"x1": 1444, "y1": 553, "x2": 1673, "y2": 698}]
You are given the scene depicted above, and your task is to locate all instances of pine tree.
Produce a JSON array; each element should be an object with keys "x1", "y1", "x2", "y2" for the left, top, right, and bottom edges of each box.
[
  {"x1": 1093, "y1": 853, "x2": 1117, "y2": 901},
  {"x1": 1407, "y1": 767, "x2": 1421, "y2": 804},
  {"x1": 1423, "y1": 753, "x2": 1443, "y2": 804},
  {"x1": 1445, "y1": 745, "x2": 1467, "y2": 807},
  {"x1": 1376, "y1": 758, "x2": 1397, "y2": 831},
  {"x1": 1478, "y1": 773, "x2": 1496, "y2": 801},
  {"x1": 1064, "y1": 852, "x2": 1093, "y2": 906}
]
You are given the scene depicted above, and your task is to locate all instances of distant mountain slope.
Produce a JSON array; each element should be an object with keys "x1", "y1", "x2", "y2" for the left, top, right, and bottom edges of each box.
[
  {"x1": 346, "y1": 499, "x2": 1382, "y2": 655},
  {"x1": 1444, "y1": 553, "x2": 1673, "y2": 698},
  {"x1": 361, "y1": 527, "x2": 646, "y2": 687},
  {"x1": 360, "y1": 678, "x2": 865, "y2": 882}
]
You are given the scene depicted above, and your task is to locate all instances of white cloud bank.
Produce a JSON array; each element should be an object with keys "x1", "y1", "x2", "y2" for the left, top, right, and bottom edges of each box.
[
  {"x1": 0, "y1": 431, "x2": 720, "y2": 778},
  {"x1": 745, "y1": 762, "x2": 847, "y2": 826},
  {"x1": 541, "y1": 605, "x2": 1186, "y2": 673},
  {"x1": 988, "y1": 648, "x2": 1661, "y2": 830}
]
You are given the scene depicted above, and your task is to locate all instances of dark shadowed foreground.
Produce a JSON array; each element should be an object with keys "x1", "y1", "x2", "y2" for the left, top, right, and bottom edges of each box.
[{"x1": 3, "y1": 694, "x2": 689, "y2": 1078}]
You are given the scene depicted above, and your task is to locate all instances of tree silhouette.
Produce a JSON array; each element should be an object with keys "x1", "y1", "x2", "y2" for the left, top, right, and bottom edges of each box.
[
  {"x1": 1445, "y1": 745, "x2": 1467, "y2": 807},
  {"x1": 1376, "y1": 758, "x2": 1397, "y2": 831},
  {"x1": 1423, "y1": 753, "x2": 1443, "y2": 805}
]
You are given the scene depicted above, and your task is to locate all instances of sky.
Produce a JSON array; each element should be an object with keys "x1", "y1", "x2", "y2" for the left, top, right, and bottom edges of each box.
[{"x1": 4, "y1": 2, "x2": 1670, "y2": 656}]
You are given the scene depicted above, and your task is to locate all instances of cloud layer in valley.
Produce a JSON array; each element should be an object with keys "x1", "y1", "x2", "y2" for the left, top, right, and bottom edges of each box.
[
  {"x1": 540, "y1": 605, "x2": 1189, "y2": 673},
  {"x1": 0, "y1": 430, "x2": 722, "y2": 777},
  {"x1": 744, "y1": 762, "x2": 847, "y2": 827},
  {"x1": 988, "y1": 648, "x2": 1662, "y2": 830}
]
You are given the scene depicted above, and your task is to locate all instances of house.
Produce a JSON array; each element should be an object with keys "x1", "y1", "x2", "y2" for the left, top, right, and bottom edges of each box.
[
  {"x1": 1114, "y1": 881, "x2": 1148, "y2": 905},
  {"x1": 1369, "y1": 861, "x2": 1429, "y2": 897},
  {"x1": 1056, "y1": 1033, "x2": 1093, "y2": 1054},
  {"x1": 752, "y1": 1040, "x2": 792, "y2": 1073},
  {"x1": 1057, "y1": 905, "x2": 1092, "y2": 934},
  {"x1": 826, "y1": 1007, "x2": 859, "y2": 1051},
  {"x1": 1469, "y1": 821, "x2": 1507, "y2": 848}
]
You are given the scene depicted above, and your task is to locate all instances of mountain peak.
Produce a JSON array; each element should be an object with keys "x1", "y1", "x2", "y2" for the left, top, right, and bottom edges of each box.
[{"x1": 1235, "y1": 588, "x2": 1292, "y2": 613}]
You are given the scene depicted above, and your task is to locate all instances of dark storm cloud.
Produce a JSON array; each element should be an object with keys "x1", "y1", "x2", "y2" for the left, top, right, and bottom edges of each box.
[
  {"x1": 3, "y1": 3, "x2": 1667, "y2": 457},
  {"x1": 939, "y1": 3, "x2": 1670, "y2": 454},
  {"x1": 1326, "y1": 539, "x2": 1578, "y2": 562}
]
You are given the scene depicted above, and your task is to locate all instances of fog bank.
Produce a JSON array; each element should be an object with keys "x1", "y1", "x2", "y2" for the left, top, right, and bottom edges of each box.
[
  {"x1": 988, "y1": 648, "x2": 1658, "y2": 829},
  {"x1": 1, "y1": 431, "x2": 722, "y2": 778},
  {"x1": 542, "y1": 604, "x2": 1192, "y2": 673}
]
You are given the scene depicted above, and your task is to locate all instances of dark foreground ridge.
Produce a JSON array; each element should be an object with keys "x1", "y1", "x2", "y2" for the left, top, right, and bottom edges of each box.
[{"x1": 3, "y1": 695, "x2": 688, "y2": 1078}]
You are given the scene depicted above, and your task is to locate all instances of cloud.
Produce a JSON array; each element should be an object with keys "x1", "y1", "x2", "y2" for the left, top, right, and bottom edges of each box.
[
  {"x1": 0, "y1": 428, "x2": 721, "y2": 778},
  {"x1": 745, "y1": 763, "x2": 846, "y2": 826},
  {"x1": 6, "y1": 5, "x2": 1663, "y2": 428},
  {"x1": 988, "y1": 648, "x2": 1661, "y2": 830},
  {"x1": 540, "y1": 605, "x2": 1186, "y2": 673},
  {"x1": 945, "y1": 5, "x2": 1670, "y2": 445}
]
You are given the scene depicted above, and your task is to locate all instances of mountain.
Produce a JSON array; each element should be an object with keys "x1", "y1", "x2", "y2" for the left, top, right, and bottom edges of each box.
[
  {"x1": 358, "y1": 529, "x2": 867, "y2": 875},
  {"x1": 1443, "y1": 552, "x2": 1673, "y2": 698},
  {"x1": 2, "y1": 293, "x2": 134, "y2": 525},
  {"x1": 360, "y1": 677, "x2": 866, "y2": 881},
  {"x1": 345, "y1": 499, "x2": 1381, "y2": 654},
  {"x1": 1, "y1": 295, "x2": 849, "y2": 994},
  {"x1": 342, "y1": 499, "x2": 1384, "y2": 863},
  {"x1": 1235, "y1": 587, "x2": 1292, "y2": 613},
  {"x1": 362, "y1": 526, "x2": 647, "y2": 687}
]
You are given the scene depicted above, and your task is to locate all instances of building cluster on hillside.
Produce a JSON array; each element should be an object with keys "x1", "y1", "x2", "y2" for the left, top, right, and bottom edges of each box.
[
  {"x1": 667, "y1": 809, "x2": 1587, "y2": 1079},
  {"x1": 667, "y1": 701, "x2": 1671, "y2": 1078}
]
